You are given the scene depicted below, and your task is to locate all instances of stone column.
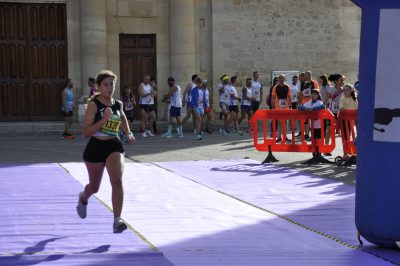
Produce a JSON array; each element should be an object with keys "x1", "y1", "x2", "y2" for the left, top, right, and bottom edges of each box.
[
  {"x1": 169, "y1": 0, "x2": 196, "y2": 87},
  {"x1": 80, "y1": 0, "x2": 107, "y2": 95}
]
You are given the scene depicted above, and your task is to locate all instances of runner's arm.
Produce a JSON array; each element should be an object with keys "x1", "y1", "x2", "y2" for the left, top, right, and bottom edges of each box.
[
  {"x1": 61, "y1": 89, "x2": 67, "y2": 112},
  {"x1": 82, "y1": 102, "x2": 109, "y2": 138}
]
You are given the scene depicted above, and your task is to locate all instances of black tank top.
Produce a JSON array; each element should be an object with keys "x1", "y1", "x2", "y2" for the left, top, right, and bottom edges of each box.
[
  {"x1": 92, "y1": 96, "x2": 122, "y2": 137},
  {"x1": 276, "y1": 85, "x2": 289, "y2": 99},
  {"x1": 93, "y1": 96, "x2": 122, "y2": 123}
]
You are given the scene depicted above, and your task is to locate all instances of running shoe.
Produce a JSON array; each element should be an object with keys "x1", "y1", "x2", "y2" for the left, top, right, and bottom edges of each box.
[
  {"x1": 237, "y1": 130, "x2": 244, "y2": 136},
  {"x1": 113, "y1": 218, "x2": 128, "y2": 233},
  {"x1": 195, "y1": 134, "x2": 202, "y2": 140},
  {"x1": 176, "y1": 133, "x2": 184, "y2": 138},
  {"x1": 146, "y1": 130, "x2": 154, "y2": 137},
  {"x1": 162, "y1": 132, "x2": 172, "y2": 138},
  {"x1": 61, "y1": 132, "x2": 68, "y2": 139},
  {"x1": 76, "y1": 192, "x2": 87, "y2": 219},
  {"x1": 65, "y1": 134, "x2": 75, "y2": 140},
  {"x1": 141, "y1": 132, "x2": 148, "y2": 138}
]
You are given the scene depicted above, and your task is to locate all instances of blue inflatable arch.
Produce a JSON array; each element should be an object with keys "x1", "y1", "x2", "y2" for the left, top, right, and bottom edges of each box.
[{"x1": 352, "y1": 0, "x2": 400, "y2": 249}]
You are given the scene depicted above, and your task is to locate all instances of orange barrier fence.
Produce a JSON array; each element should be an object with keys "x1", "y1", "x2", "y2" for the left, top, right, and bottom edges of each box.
[
  {"x1": 336, "y1": 110, "x2": 357, "y2": 166},
  {"x1": 249, "y1": 109, "x2": 336, "y2": 164}
]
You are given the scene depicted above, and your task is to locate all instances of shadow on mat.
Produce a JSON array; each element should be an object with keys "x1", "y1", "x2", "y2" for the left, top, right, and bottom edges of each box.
[
  {"x1": 0, "y1": 237, "x2": 66, "y2": 265},
  {"x1": 210, "y1": 163, "x2": 354, "y2": 196},
  {"x1": 79, "y1": 245, "x2": 111, "y2": 254}
]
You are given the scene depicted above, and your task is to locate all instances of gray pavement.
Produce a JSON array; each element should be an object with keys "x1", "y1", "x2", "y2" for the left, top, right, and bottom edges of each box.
[{"x1": 0, "y1": 130, "x2": 356, "y2": 184}]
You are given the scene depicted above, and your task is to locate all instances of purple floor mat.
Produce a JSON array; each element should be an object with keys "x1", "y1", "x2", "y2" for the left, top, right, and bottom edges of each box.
[
  {"x1": 64, "y1": 162, "x2": 396, "y2": 266},
  {"x1": 0, "y1": 164, "x2": 172, "y2": 266},
  {"x1": 155, "y1": 159, "x2": 400, "y2": 265}
]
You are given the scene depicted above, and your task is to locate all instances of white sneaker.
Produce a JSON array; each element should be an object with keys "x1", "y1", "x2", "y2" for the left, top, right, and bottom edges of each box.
[
  {"x1": 195, "y1": 134, "x2": 202, "y2": 140},
  {"x1": 146, "y1": 130, "x2": 154, "y2": 137},
  {"x1": 76, "y1": 192, "x2": 87, "y2": 219},
  {"x1": 162, "y1": 132, "x2": 172, "y2": 138},
  {"x1": 141, "y1": 132, "x2": 148, "y2": 138},
  {"x1": 176, "y1": 133, "x2": 184, "y2": 138}
]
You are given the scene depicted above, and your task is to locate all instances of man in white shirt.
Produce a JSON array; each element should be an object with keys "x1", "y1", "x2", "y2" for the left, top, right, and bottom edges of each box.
[
  {"x1": 289, "y1": 75, "x2": 299, "y2": 110},
  {"x1": 251, "y1": 71, "x2": 263, "y2": 112},
  {"x1": 226, "y1": 76, "x2": 243, "y2": 136}
]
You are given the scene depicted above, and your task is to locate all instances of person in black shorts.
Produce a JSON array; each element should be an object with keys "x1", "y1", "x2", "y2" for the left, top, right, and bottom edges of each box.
[{"x1": 77, "y1": 70, "x2": 135, "y2": 233}]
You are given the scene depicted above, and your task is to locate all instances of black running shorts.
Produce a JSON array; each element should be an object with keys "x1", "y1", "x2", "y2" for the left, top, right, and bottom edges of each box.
[{"x1": 83, "y1": 137, "x2": 124, "y2": 163}]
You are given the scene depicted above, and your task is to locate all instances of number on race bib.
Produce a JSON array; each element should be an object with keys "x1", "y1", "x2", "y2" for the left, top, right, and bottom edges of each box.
[
  {"x1": 279, "y1": 99, "x2": 287, "y2": 108},
  {"x1": 303, "y1": 89, "x2": 311, "y2": 97},
  {"x1": 125, "y1": 102, "x2": 133, "y2": 111},
  {"x1": 100, "y1": 116, "x2": 121, "y2": 137}
]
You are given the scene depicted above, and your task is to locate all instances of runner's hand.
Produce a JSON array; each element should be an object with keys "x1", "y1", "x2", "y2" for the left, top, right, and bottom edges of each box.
[
  {"x1": 103, "y1": 107, "x2": 113, "y2": 121},
  {"x1": 126, "y1": 134, "x2": 135, "y2": 144}
]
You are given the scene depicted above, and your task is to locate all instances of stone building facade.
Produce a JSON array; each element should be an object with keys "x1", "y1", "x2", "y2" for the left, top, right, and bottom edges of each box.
[{"x1": 0, "y1": 0, "x2": 360, "y2": 121}]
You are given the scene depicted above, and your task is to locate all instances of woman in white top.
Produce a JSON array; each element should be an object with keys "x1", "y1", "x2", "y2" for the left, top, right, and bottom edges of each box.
[{"x1": 324, "y1": 73, "x2": 345, "y2": 154}]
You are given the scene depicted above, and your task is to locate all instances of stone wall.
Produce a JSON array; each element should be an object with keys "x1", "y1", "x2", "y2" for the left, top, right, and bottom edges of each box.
[{"x1": 211, "y1": 0, "x2": 361, "y2": 99}]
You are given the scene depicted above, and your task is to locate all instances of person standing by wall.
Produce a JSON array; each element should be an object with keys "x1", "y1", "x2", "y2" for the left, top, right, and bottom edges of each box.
[
  {"x1": 271, "y1": 75, "x2": 292, "y2": 143},
  {"x1": 238, "y1": 77, "x2": 253, "y2": 132},
  {"x1": 218, "y1": 75, "x2": 231, "y2": 135},
  {"x1": 150, "y1": 77, "x2": 160, "y2": 135},
  {"x1": 202, "y1": 80, "x2": 213, "y2": 134},
  {"x1": 298, "y1": 71, "x2": 319, "y2": 140},
  {"x1": 182, "y1": 74, "x2": 198, "y2": 132},
  {"x1": 88, "y1": 77, "x2": 97, "y2": 97},
  {"x1": 138, "y1": 75, "x2": 157, "y2": 138},
  {"x1": 121, "y1": 86, "x2": 136, "y2": 132},
  {"x1": 251, "y1": 71, "x2": 263, "y2": 111},
  {"x1": 190, "y1": 78, "x2": 204, "y2": 140},
  {"x1": 226, "y1": 76, "x2": 243, "y2": 136},
  {"x1": 61, "y1": 78, "x2": 75, "y2": 139},
  {"x1": 161, "y1": 77, "x2": 184, "y2": 138},
  {"x1": 339, "y1": 84, "x2": 358, "y2": 160},
  {"x1": 325, "y1": 73, "x2": 345, "y2": 149}
]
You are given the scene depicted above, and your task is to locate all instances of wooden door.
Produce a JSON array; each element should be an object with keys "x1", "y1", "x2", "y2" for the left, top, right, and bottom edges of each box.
[
  {"x1": 119, "y1": 34, "x2": 156, "y2": 120},
  {"x1": 0, "y1": 3, "x2": 68, "y2": 121}
]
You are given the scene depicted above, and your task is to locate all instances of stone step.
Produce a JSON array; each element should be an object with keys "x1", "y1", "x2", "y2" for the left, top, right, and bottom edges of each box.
[{"x1": 0, "y1": 121, "x2": 235, "y2": 136}]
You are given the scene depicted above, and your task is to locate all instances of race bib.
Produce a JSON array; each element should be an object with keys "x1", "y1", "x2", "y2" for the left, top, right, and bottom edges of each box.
[
  {"x1": 279, "y1": 99, "x2": 287, "y2": 108},
  {"x1": 125, "y1": 102, "x2": 134, "y2": 111},
  {"x1": 303, "y1": 89, "x2": 311, "y2": 97},
  {"x1": 100, "y1": 115, "x2": 121, "y2": 137},
  {"x1": 331, "y1": 101, "x2": 340, "y2": 113}
]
